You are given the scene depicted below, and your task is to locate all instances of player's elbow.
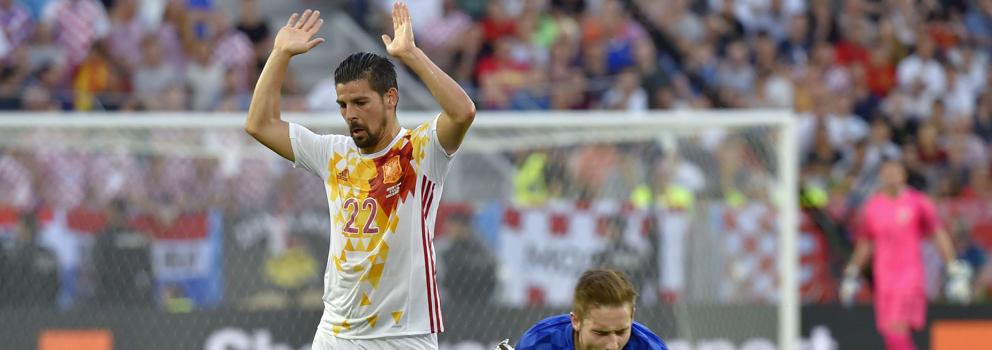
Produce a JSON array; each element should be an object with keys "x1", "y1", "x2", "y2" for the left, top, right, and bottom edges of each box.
[
  {"x1": 244, "y1": 122, "x2": 260, "y2": 137},
  {"x1": 454, "y1": 101, "x2": 476, "y2": 125},
  {"x1": 244, "y1": 114, "x2": 270, "y2": 138}
]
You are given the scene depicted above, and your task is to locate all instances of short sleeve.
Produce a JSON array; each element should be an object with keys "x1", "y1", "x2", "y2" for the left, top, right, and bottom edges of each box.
[
  {"x1": 916, "y1": 193, "x2": 941, "y2": 237},
  {"x1": 416, "y1": 115, "x2": 456, "y2": 183},
  {"x1": 289, "y1": 123, "x2": 336, "y2": 178}
]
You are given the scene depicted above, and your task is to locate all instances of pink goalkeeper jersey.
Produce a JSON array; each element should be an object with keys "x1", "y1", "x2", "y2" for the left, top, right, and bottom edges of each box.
[{"x1": 857, "y1": 188, "x2": 941, "y2": 295}]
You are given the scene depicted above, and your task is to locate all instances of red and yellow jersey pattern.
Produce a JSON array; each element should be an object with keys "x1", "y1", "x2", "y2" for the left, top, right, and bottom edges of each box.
[{"x1": 289, "y1": 116, "x2": 453, "y2": 339}]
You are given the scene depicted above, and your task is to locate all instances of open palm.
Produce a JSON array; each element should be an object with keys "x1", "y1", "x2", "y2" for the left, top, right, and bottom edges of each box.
[
  {"x1": 274, "y1": 9, "x2": 325, "y2": 56},
  {"x1": 381, "y1": 2, "x2": 417, "y2": 57}
]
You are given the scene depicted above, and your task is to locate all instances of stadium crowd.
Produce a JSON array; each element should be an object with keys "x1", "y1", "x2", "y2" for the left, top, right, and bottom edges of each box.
[{"x1": 0, "y1": 0, "x2": 991, "y2": 309}]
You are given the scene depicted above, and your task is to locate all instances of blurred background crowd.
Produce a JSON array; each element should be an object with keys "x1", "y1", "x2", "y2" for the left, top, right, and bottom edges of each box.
[{"x1": 1, "y1": 0, "x2": 992, "y2": 312}]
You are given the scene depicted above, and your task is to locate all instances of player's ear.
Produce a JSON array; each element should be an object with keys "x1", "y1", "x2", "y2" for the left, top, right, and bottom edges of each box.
[
  {"x1": 570, "y1": 312, "x2": 580, "y2": 331},
  {"x1": 385, "y1": 87, "x2": 399, "y2": 109}
]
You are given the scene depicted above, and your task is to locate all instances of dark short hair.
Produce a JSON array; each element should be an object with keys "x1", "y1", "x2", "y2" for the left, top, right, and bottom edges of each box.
[
  {"x1": 573, "y1": 269, "x2": 637, "y2": 318},
  {"x1": 333, "y1": 52, "x2": 397, "y2": 97}
]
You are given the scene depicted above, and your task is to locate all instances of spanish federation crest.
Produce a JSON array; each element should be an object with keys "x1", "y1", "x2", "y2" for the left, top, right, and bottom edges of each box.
[{"x1": 383, "y1": 155, "x2": 402, "y2": 184}]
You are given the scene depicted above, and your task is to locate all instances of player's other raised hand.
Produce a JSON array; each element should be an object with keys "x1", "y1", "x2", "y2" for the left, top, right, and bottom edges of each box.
[
  {"x1": 274, "y1": 9, "x2": 325, "y2": 56},
  {"x1": 381, "y1": 2, "x2": 417, "y2": 59}
]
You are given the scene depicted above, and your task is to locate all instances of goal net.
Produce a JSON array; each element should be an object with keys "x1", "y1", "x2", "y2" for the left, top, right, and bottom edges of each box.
[{"x1": 0, "y1": 110, "x2": 797, "y2": 350}]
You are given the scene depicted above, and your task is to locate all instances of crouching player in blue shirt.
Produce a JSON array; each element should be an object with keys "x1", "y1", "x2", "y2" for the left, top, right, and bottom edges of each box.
[{"x1": 515, "y1": 269, "x2": 668, "y2": 350}]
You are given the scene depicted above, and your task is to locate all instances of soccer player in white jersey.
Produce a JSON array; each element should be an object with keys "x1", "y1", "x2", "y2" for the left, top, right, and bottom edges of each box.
[{"x1": 244, "y1": 3, "x2": 476, "y2": 349}]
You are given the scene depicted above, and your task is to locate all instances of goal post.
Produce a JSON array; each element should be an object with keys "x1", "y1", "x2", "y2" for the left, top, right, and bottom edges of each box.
[{"x1": 0, "y1": 110, "x2": 799, "y2": 350}]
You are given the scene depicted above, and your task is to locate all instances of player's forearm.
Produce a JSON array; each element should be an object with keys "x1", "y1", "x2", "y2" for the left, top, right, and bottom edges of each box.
[
  {"x1": 933, "y1": 229, "x2": 958, "y2": 264},
  {"x1": 398, "y1": 48, "x2": 476, "y2": 123},
  {"x1": 245, "y1": 51, "x2": 292, "y2": 135},
  {"x1": 845, "y1": 241, "x2": 873, "y2": 276}
]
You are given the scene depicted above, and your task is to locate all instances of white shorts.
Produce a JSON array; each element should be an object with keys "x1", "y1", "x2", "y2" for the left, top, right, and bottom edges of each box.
[{"x1": 311, "y1": 331, "x2": 438, "y2": 350}]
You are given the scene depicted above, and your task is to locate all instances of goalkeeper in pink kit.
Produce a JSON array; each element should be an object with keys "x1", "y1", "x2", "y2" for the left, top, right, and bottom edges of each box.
[{"x1": 841, "y1": 158, "x2": 972, "y2": 350}]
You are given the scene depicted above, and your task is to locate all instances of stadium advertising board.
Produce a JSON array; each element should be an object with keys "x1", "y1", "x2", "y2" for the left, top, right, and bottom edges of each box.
[
  {"x1": 0, "y1": 305, "x2": 775, "y2": 350},
  {"x1": 5, "y1": 305, "x2": 992, "y2": 349},
  {"x1": 802, "y1": 304, "x2": 992, "y2": 349}
]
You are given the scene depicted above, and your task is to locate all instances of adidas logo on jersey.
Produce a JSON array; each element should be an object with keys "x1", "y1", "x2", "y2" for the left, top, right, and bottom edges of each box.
[
  {"x1": 387, "y1": 183, "x2": 401, "y2": 198},
  {"x1": 337, "y1": 169, "x2": 350, "y2": 182}
]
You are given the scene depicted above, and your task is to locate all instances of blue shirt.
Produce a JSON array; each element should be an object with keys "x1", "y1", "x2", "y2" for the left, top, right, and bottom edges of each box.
[{"x1": 516, "y1": 314, "x2": 668, "y2": 350}]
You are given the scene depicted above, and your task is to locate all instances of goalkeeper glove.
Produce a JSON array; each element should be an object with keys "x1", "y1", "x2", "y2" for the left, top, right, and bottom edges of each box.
[
  {"x1": 495, "y1": 339, "x2": 515, "y2": 350},
  {"x1": 839, "y1": 266, "x2": 859, "y2": 307},
  {"x1": 945, "y1": 260, "x2": 973, "y2": 304}
]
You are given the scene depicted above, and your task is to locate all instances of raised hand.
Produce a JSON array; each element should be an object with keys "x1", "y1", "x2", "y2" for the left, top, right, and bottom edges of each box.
[
  {"x1": 274, "y1": 9, "x2": 325, "y2": 56},
  {"x1": 381, "y1": 2, "x2": 417, "y2": 58}
]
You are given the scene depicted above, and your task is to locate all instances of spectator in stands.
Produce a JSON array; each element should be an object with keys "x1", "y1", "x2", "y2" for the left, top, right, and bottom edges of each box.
[
  {"x1": 92, "y1": 198, "x2": 154, "y2": 307},
  {"x1": 0, "y1": 212, "x2": 59, "y2": 308},
  {"x1": 0, "y1": 46, "x2": 32, "y2": 108},
  {"x1": 960, "y1": 167, "x2": 992, "y2": 201},
  {"x1": 864, "y1": 118, "x2": 902, "y2": 175},
  {"x1": 947, "y1": 116, "x2": 988, "y2": 168},
  {"x1": 478, "y1": 1, "x2": 515, "y2": 50},
  {"x1": 632, "y1": 39, "x2": 665, "y2": 106},
  {"x1": 154, "y1": 0, "x2": 186, "y2": 70},
  {"x1": 777, "y1": 14, "x2": 810, "y2": 68},
  {"x1": 0, "y1": 0, "x2": 35, "y2": 55},
  {"x1": 715, "y1": 39, "x2": 756, "y2": 107},
  {"x1": 106, "y1": 0, "x2": 144, "y2": 74},
  {"x1": 217, "y1": 66, "x2": 251, "y2": 111},
  {"x1": 681, "y1": 43, "x2": 719, "y2": 100},
  {"x1": 965, "y1": 0, "x2": 992, "y2": 48},
  {"x1": 476, "y1": 37, "x2": 530, "y2": 109},
  {"x1": 896, "y1": 34, "x2": 945, "y2": 114},
  {"x1": 803, "y1": 119, "x2": 843, "y2": 187},
  {"x1": 24, "y1": 24, "x2": 62, "y2": 72},
  {"x1": 416, "y1": 0, "x2": 477, "y2": 82},
  {"x1": 600, "y1": 67, "x2": 647, "y2": 111},
  {"x1": 752, "y1": 30, "x2": 778, "y2": 74},
  {"x1": 209, "y1": 12, "x2": 254, "y2": 92},
  {"x1": 186, "y1": 40, "x2": 223, "y2": 110},
  {"x1": 440, "y1": 213, "x2": 496, "y2": 304},
  {"x1": 234, "y1": 0, "x2": 270, "y2": 74},
  {"x1": 0, "y1": 147, "x2": 34, "y2": 209},
  {"x1": 834, "y1": 17, "x2": 871, "y2": 68},
  {"x1": 588, "y1": 0, "x2": 647, "y2": 76},
  {"x1": 78, "y1": 42, "x2": 133, "y2": 110},
  {"x1": 20, "y1": 83, "x2": 53, "y2": 110},
  {"x1": 40, "y1": 0, "x2": 110, "y2": 68},
  {"x1": 753, "y1": 65, "x2": 794, "y2": 109},
  {"x1": 570, "y1": 143, "x2": 621, "y2": 199},
  {"x1": 976, "y1": 92, "x2": 992, "y2": 143},
  {"x1": 915, "y1": 122, "x2": 949, "y2": 174},
  {"x1": 880, "y1": 91, "x2": 920, "y2": 146},
  {"x1": 132, "y1": 36, "x2": 178, "y2": 109},
  {"x1": 865, "y1": 44, "x2": 898, "y2": 99},
  {"x1": 593, "y1": 215, "x2": 651, "y2": 300},
  {"x1": 943, "y1": 62, "x2": 981, "y2": 118}
]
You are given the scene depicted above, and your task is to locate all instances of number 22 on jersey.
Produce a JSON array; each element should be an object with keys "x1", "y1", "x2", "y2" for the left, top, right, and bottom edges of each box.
[{"x1": 343, "y1": 197, "x2": 380, "y2": 236}]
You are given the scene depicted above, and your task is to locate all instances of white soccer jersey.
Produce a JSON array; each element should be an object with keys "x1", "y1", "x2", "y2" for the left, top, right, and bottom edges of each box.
[{"x1": 290, "y1": 116, "x2": 453, "y2": 339}]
